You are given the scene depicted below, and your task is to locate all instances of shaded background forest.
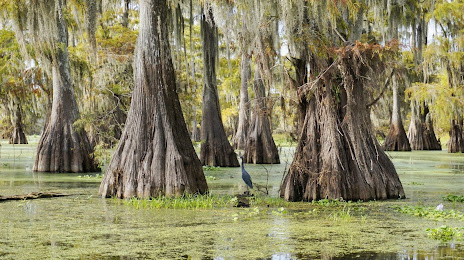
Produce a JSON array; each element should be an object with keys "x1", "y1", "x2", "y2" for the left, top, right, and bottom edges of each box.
[{"x1": 0, "y1": 0, "x2": 463, "y2": 165}]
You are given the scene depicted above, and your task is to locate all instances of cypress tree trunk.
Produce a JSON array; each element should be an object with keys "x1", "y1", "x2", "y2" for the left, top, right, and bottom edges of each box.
[
  {"x1": 407, "y1": 102, "x2": 441, "y2": 150},
  {"x1": 99, "y1": 0, "x2": 208, "y2": 198},
  {"x1": 199, "y1": 6, "x2": 239, "y2": 167},
  {"x1": 383, "y1": 74, "x2": 411, "y2": 151},
  {"x1": 9, "y1": 97, "x2": 28, "y2": 144},
  {"x1": 34, "y1": 0, "x2": 98, "y2": 173},
  {"x1": 280, "y1": 45, "x2": 405, "y2": 202},
  {"x1": 243, "y1": 66, "x2": 280, "y2": 164},
  {"x1": 448, "y1": 118, "x2": 464, "y2": 153},
  {"x1": 232, "y1": 52, "x2": 251, "y2": 149}
]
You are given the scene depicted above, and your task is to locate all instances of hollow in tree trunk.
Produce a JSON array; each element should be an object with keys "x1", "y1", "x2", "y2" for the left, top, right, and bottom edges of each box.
[
  {"x1": 199, "y1": 6, "x2": 239, "y2": 167},
  {"x1": 383, "y1": 74, "x2": 411, "y2": 151},
  {"x1": 407, "y1": 101, "x2": 441, "y2": 150},
  {"x1": 280, "y1": 44, "x2": 405, "y2": 201},
  {"x1": 34, "y1": 0, "x2": 98, "y2": 173},
  {"x1": 99, "y1": 0, "x2": 208, "y2": 198},
  {"x1": 448, "y1": 118, "x2": 464, "y2": 153},
  {"x1": 9, "y1": 97, "x2": 28, "y2": 144},
  {"x1": 243, "y1": 66, "x2": 280, "y2": 164},
  {"x1": 232, "y1": 52, "x2": 251, "y2": 149}
]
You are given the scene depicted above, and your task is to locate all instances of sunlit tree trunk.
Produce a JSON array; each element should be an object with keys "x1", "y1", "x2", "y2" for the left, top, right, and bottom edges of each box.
[
  {"x1": 34, "y1": 0, "x2": 98, "y2": 173},
  {"x1": 99, "y1": 0, "x2": 208, "y2": 198},
  {"x1": 232, "y1": 52, "x2": 251, "y2": 149},
  {"x1": 243, "y1": 66, "x2": 280, "y2": 164},
  {"x1": 384, "y1": 74, "x2": 411, "y2": 151},
  {"x1": 199, "y1": 6, "x2": 239, "y2": 167}
]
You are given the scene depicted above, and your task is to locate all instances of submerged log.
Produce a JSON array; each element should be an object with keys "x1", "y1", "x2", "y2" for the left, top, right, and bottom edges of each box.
[{"x1": 0, "y1": 192, "x2": 69, "y2": 202}]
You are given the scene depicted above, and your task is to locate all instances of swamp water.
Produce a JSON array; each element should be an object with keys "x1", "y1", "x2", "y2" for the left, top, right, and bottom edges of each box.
[{"x1": 0, "y1": 140, "x2": 463, "y2": 259}]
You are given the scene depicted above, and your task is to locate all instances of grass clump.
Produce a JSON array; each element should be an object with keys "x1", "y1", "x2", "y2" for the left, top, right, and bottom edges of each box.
[
  {"x1": 328, "y1": 205, "x2": 352, "y2": 222},
  {"x1": 120, "y1": 194, "x2": 291, "y2": 210},
  {"x1": 122, "y1": 194, "x2": 235, "y2": 209},
  {"x1": 426, "y1": 225, "x2": 464, "y2": 242}
]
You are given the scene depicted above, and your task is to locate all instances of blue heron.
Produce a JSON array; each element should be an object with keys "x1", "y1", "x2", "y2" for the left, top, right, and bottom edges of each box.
[{"x1": 239, "y1": 156, "x2": 253, "y2": 190}]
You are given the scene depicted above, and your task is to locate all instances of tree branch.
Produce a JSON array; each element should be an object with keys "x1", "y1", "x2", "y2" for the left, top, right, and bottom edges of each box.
[{"x1": 366, "y1": 69, "x2": 395, "y2": 108}]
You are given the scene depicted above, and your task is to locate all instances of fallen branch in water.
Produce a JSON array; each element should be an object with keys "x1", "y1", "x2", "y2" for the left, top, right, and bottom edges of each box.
[{"x1": 0, "y1": 192, "x2": 69, "y2": 202}]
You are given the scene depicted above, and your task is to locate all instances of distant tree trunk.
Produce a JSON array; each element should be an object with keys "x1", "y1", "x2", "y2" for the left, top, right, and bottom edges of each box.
[
  {"x1": 280, "y1": 45, "x2": 405, "y2": 201},
  {"x1": 383, "y1": 74, "x2": 410, "y2": 151},
  {"x1": 243, "y1": 66, "x2": 280, "y2": 164},
  {"x1": 9, "y1": 97, "x2": 28, "y2": 144},
  {"x1": 99, "y1": 0, "x2": 208, "y2": 198},
  {"x1": 232, "y1": 52, "x2": 251, "y2": 149},
  {"x1": 199, "y1": 6, "x2": 239, "y2": 167},
  {"x1": 407, "y1": 101, "x2": 441, "y2": 150},
  {"x1": 121, "y1": 0, "x2": 130, "y2": 27},
  {"x1": 448, "y1": 118, "x2": 464, "y2": 153},
  {"x1": 189, "y1": 0, "x2": 200, "y2": 143},
  {"x1": 34, "y1": 0, "x2": 98, "y2": 173}
]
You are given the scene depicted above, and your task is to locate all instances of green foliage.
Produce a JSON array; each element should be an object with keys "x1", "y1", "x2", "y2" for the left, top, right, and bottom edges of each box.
[{"x1": 426, "y1": 225, "x2": 464, "y2": 243}]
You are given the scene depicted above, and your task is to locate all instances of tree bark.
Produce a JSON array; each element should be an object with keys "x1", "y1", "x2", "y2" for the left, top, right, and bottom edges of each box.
[
  {"x1": 407, "y1": 102, "x2": 441, "y2": 150},
  {"x1": 448, "y1": 118, "x2": 464, "y2": 153},
  {"x1": 280, "y1": 45, "x2": 405, "y2": 202},
  {"x1": 9, "y1": 96, "x2": 28, "y2": 144},
  {"x1": 199, "y1": 6, "x2": 239, "y2": 167},
  {"x1": 243, "y1": 66, "x2": 280, "y2": 164},
  {"x1": 34, "y1": 0, "x2": 98, "y2": 173},
  {"x1": 232, "y1": 52, "x2": 251, "y2": 149},
  {"x1": 99, "y1": 0, "x2": 208, "y2": 198},
  {"x1": 383, "y1": 74, "x2": 411, "y2": 151}
]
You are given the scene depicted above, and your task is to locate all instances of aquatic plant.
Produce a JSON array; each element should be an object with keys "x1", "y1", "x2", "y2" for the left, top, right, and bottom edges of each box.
[
  {"x1": 426, "y1": 225, "x2": 463, "y2": 243},
  {"x1": 393, "y1": 205, "x2": 464, "y2": 221},
  {"x1": 205, "y1": 175, "x2": 217, "y2": 181},
  {"x1": 328, "y1": 205, "x2": 352, "y2": 222},
  {"x1": 443, "y1": 195, "x2": 464, "y2": 203},
  {"x1": 408, "y1": 182, "x2": 424, "y2": 185},
  {"x1": 202, "y1": 165, "x2": 221, "y2": 171},
  {"x1": 271, "y1": 207, "x2": 288, "y2": 216},
  {"x1": 312, "y1": 198, "x2": 342, "y2": 206}
]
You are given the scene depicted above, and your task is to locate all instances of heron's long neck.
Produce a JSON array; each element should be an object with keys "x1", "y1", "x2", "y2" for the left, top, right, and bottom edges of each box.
[{"x1": 241, "y1": 159, "x2": 244, "y2": 169}]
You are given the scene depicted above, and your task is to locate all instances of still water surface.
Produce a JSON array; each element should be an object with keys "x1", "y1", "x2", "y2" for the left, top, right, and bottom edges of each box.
[{"x1": 0, "y1": 141, "x2": 463, "y2": 259}]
